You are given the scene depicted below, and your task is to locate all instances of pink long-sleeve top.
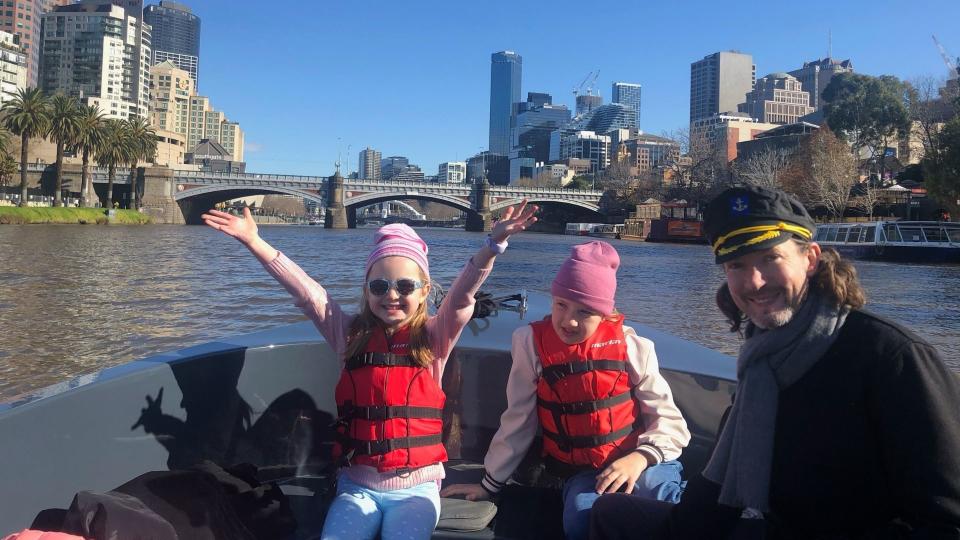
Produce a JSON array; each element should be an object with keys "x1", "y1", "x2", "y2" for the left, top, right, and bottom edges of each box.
[
  {"x1": 480, "y1": 324, "x2": 692, "y2": 494},
  {"x1": 263, "y1": 252, "x2": 491, "y2": 491}
]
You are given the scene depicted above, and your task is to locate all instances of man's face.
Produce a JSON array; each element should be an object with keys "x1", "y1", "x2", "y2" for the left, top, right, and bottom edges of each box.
[{"x1": 722, "y1": 240, "x2": 821, "y2": 329}]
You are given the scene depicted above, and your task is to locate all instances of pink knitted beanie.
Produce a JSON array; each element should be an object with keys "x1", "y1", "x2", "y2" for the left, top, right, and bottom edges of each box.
[
  {"x1": 551, "y1": 241, "x2": 619, "y2": 315},
  {"x1": 365, "y1": 223, "x2": 430, "y2": 278}
]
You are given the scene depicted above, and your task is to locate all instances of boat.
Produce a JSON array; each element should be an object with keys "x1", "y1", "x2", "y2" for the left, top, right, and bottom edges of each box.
[
  {"x1": 587, "y1": 224, "x2": 624, "y2": 239},
  {"x1": 565, "y1": 222, "x2": 605, "y2": 236},
  {"x1": 813, "y1": 221, "x2": 960, "y2": 263},
  {"x1": 0, "y1": 292, "x2": 735, "y2": 539}
]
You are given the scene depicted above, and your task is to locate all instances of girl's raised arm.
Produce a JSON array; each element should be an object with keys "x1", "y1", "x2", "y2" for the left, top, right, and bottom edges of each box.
[
  {"x1": 201, "y1": 207, "x2": 279, "y2": 264},
  {"x1": 471, "y1": 199, "x2": 539, "y2": 270}
]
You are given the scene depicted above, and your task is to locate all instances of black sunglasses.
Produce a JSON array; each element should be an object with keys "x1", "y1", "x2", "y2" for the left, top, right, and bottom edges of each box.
[{"x1": 367, "y1": 278, "x2": 424, "y2": 297}]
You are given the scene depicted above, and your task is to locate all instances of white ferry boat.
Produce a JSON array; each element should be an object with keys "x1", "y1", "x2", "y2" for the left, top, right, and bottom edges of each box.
[
  {"x1": 588, "y1": 223, "x2": 624, "y2": 239},
  {"x1": 564, "y1": 222, "x2": 605, "y2": 235},
  {"x1": 814, "y1": 221, "x2": 960, "y2": 263}
]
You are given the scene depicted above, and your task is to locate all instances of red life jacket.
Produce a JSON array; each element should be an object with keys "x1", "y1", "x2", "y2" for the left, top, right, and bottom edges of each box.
[
  {"x1": 333, "y1": 325, "x2": 447, "y2": 472},
  {"x1": 533, "y1": 315, "x2": 642, "y2": 470}
]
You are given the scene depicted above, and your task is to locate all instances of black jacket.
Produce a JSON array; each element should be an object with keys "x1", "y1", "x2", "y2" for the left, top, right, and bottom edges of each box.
[{"x1": 671, "y1": 310, "x2": 960, "y2": 539}]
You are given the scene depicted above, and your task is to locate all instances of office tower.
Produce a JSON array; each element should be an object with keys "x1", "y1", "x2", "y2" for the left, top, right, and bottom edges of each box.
[
  {"x1": 41, "y1": 3, "x2": 151, "y2": 119},
  {"x1": 739, "y1": 73, "x2": 814, "y2": 125},
  {"x1": 0, "y1": 31, "x2": 27, "y2": 105},
  {"x1": 358, "y1": 147, "x2": 382, "y2": 180},
  {"x1": 144, "y1": 1, "x2": 200, "y2": 86},
  {"x1": 558, "y1": 131, "x2": 611, "y2": 174},
  {"x1": 437, "y1": 162, "x2": 466, "y2": 183},
  {"x1": 381, "y1": 156, "x2": 409, "y2": 180},
  {"x1": 526, "y1": 92, "x2": 551, "y2": 107},
  {"x1": 0, "y1": 0, "x2": 40, "y2": 87},
  {"x1": 788, "y1": 58, "x2": 854, "y2": 110},
  {"x1": 488, "y1": 50, "x2": 522, "y2": 156},
  {"x1": 690, "y1": 112, "x2": 778, "y2": 163},
  {"x1": 690, "y1": 51, "x2": 756, "y2": 123},
  {"x1": 612, "y1": 82, "x2": 641, "y2": 129},
  {"x1": 149, "y1": 60, "x2": 193, "y2": 134},
  {"x1": 512, "y1": 94, "x2": 571, "y2": 163}
]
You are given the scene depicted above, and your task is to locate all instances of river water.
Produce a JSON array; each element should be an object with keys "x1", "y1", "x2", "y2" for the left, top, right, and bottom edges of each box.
[{"x1": 0, "y1": 225, "x2": 958, "y2": 401}]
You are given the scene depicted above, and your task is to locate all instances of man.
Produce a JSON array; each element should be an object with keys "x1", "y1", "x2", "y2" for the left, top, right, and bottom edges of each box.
[{"x1": 590, "y1": 185, "x2": 960, "y2": 539}]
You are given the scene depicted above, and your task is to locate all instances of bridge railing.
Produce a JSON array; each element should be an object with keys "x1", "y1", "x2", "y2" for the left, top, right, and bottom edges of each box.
[{"x1": 174, "y1": 170, "x2": 326, "y2": 182}]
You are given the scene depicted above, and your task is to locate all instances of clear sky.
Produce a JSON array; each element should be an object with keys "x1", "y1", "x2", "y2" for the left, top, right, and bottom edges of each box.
[{"x1": 188, "y1": 0, "x2": 960, "y2": 177}]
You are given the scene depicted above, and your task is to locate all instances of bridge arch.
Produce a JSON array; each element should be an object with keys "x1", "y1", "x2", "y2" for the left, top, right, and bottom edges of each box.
[
  {"x1": 489, "y1": 196, "x2": 600, "y2": 213},
  {"x1": 345, "y1": 192, "x2": 474, "y2": 213},
  {"x1": 174, "y1": 184, "x2": 326, "y2": 207}
]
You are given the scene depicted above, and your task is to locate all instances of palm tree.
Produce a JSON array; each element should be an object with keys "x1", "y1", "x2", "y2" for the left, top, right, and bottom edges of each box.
[
  {"x1": 0, "y1": 124, "x2": 13, "y2": 157},
  {"x1": 47, "y1": 94, "x2": 82, "y2": 207},
  {"x1": 2, "y1": 88, "x2": 50, "y2": 207},
  {"x1": 74, "y1": 105, "x2": 106, "y2": 207},
  {"x1": 122, "y1": 116, "x2": 157, "y2": 209},
  {"x1": 96, "y1": 118, "x2": 133, "y2": 209}
]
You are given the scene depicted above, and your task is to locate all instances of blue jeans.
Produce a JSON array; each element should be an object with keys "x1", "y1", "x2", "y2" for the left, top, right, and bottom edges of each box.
[
  {"x1": 320, "y1": 473, "x2": 441, "y2": 540},
  {"x1": 561, "y1": 460, "x2": 684, "y2": 540}
]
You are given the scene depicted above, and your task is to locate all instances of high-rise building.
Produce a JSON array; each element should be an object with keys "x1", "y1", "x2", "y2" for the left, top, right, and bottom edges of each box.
[
  {"x1": 358, "y1": 147, "x2": 382, "y2": 180},
  {"x1": 41, "y1": 3, "x2": 152, "y2": 119},
  {"x1": 149, "y1": 60, "x2": 193, "y2": 134},
  {"x1": 618, "y1": 133, "x2": 681, "y2": 174},
  {"x1": 690, "y1": 112, "x2": 778, "y2": 163},
  {"x1": 788, "y1": 57, "x2": 854, "y2": 111},
  {"x1": 556, "y1": 131, "x2": 610, "y2": 173},
  {"x1": 739, "y1": 73, "x2": 814, "y2": 125},
  {"x1": 512, "y1": 94, "x2": 571, "y2": 163},
  {"x1": 690, "y1": 51, "x2": 756, "y2": 123},
  {"x1": 611, "y1": 82, "x2": 642, "y2": 129},
  {"x1": 488, "y1": 50, "x2": 522, "y2": 156},
  {"x1": 437, "y1": 162, "x2": 466, "y2": 183},
  {"x1": 576, "y1": 103, "x2": 637, "y2": 134},
  {"x1": 575, "y1": 94, "x2": 602, "y2": 115},
  {"x1": 1, "y1": 0, "x2": 43, "y2": 88},
  {"x1": 381, "y1": 156, "x2": 409, "y2": 180},
  {"x1": 187, "y1": 95, "x2": 244, "y2": 161},
  {"x1": 0, "y1": 31, "x2": 27, "y2": 105},
  {"x1": 144, "y1": 1, "x2": 200, "y2": 86}
]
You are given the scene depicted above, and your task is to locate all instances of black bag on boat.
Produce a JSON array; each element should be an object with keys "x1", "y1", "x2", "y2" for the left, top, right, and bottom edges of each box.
[{"x1": 472, "y1": 291, "x2": 497, "y2": 319}]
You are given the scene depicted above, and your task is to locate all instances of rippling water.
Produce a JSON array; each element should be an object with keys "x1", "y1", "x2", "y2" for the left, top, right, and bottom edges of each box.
[{"x1": 0, "y1": 225, "x2": 958, "y2": 400}]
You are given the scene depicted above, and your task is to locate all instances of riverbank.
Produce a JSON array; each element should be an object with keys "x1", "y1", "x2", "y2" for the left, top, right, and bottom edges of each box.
[{"x1": 0, "y1": 207, "x2": 151, "y2": 225}]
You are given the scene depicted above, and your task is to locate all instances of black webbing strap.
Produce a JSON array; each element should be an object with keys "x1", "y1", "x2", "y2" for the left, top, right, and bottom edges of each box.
[
  {"x1": 346, "y1": 434, "x2": 444, "y2": 456},
  {"x1": 337, "y1": 404, "x2": 444, "y2": 421},
  {"x1": 542, "y1": 425, "x2": 633, "y2": 449},
  {"x1": 542, "y1": 360, "x2": 627, "y2": 385},
  {"x1": 537, "y1": 390, "x2": 632, "y2": 416},
  {"x1": 344, "y1": 352, "x2": 419, "y2": 370}
]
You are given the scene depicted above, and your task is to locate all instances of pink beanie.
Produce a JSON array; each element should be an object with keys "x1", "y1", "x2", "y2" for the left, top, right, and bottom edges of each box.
[
  {"x1": 551, "y1": 241, "x2": 619, "y2": 316},
  {"x1": 365, "y1": 223, "x2": 430, "y2": 278}
]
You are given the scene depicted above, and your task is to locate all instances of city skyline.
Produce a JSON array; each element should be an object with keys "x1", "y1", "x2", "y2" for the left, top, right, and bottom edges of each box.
[{"x1": 181, "y1": 0, "x2": 958, "y2": 176}]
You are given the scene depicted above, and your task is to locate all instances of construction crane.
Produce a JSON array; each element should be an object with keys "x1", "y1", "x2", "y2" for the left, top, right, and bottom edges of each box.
[
  {"x1": 585, "y1": 70, "x2": 600, "y2": 96},
  {"x1": 932, "y1": 35, "x2": 959, "y2": 79},
  {"x1": 573, "y1": 71, "x2": 593, "y2": 99}
]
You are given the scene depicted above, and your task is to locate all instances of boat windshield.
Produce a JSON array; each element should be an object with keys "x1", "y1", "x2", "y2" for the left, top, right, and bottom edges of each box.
[{"x1": 884, "y1": 224, "x2": 903, "y2": 242}]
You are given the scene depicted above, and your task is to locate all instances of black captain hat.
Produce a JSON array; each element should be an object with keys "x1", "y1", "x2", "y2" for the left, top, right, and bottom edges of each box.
[{"x1": 703, "y1": 185, "x2": 817, "y2": 264}]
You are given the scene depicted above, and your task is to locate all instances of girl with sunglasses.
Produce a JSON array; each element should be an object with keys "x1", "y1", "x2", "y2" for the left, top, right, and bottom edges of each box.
[
  {"x1": 201, "y1": 201, "x2": 538, "y2": 540},
  {"x1": 441, "y1": 241, "x2": 691, "y2": 540}
]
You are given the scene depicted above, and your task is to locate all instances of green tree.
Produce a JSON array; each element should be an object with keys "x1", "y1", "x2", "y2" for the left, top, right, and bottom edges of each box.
[
  {"x1": 923, "y1": 116, "x2": 960, "y2": 218},
  {"x1": 122, "y1": 116, "x2": 157, "y2": 209},
  {"x1": 47, "y1": 94, "x2": 82, "y2": 207},
  {"x1": 1, "y1": 88, "x2": 50, "y2": 207},
  {"x1": 823, "y1": 73, "x2": 910, "y2": 183},
  {"x1": 0, "y1": 151, "x2": 16, "y2": 190},
  {"x1": 96, "y1": 118, "x2": 134, "y2": 209},
  {"x1": 566, "y1": 175, "x2": 592, "y2": 190},
  {"x1": 73, "y1": 105, "x2": 106, "y2": 207}
]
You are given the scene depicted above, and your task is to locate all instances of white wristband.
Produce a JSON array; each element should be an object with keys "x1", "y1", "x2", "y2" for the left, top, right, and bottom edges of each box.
[{"x1": 485, "y1": 235, "x2": 508, "y2": 254}]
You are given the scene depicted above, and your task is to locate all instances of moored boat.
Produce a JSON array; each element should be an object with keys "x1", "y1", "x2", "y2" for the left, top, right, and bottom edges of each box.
[
  {"x1": 0, "y1": 292, "x2": 735, "y2": 539},
  {"x1": 814, "y1": 221, "x2": 960, "y2": 263}
]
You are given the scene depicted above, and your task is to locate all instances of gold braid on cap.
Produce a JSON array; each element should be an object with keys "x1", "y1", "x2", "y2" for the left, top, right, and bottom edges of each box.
[{"x1": 713, "y1": 222, "x2": 813, "y2": 257}]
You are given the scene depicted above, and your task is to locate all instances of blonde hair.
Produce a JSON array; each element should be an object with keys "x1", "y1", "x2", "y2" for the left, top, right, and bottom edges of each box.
[{"x1": 343, "y1": 267, "x2": 435, "y2": 368}]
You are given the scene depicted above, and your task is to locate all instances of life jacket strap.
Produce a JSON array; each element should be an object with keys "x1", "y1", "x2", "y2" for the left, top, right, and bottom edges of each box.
[
  {"x1": 337, "y1": 404, "x2": 444, "y2": 421},
  {"x1": 537, "y1": 389, "x2": 633, "y2": 415},
  {"x1": 345, "y1": 434, "x2": 444, "y2": 456},
  {"x1": 542, "y1": 359, "x2": 627, "y2": 385},
  {"x1": 345, "y1": 352, "x2": 419, "y2": 370},
  {"x1": 543, "y1": 424, "x2": 633, "y2": 450}
]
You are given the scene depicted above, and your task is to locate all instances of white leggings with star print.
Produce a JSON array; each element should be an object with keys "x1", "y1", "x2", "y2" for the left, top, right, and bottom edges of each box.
[{"x1": 319, "y1": 474, "x2": 441, "y2": 540}]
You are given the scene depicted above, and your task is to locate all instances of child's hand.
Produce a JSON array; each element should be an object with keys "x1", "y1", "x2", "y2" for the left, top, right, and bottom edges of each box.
[
  {"x1": 595, "y1": 451, "x2": 649, "y2": 494},
  {"x1": 440, "y1": 483, "x2": 491, "y2": 501},
  {"x1": 490, "y1": 199, "x2": 538, "y2": 243},
  {"x1": 201, "y1": 207, "x2": 260, "y2": 245}
]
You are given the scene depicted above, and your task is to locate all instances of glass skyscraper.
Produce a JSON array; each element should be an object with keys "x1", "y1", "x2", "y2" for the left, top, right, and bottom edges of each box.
[
  {"x1": 488, "y1": 51, "x2": 522, "y2": 156},
  {"x1": 144, "y1": 1, "x2": 200, "y2": 86},
  {"x1": 612, "y1": 82, "x2": 642, "y2": 129}
]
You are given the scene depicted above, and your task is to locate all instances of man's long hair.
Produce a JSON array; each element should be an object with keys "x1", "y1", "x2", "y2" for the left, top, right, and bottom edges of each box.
[
  {"x1": 716, "y1": 241, "x2": 866, "y2": 333},
  {"x1": 343, "y1": 269, "x2": 435, "y2": 367}
]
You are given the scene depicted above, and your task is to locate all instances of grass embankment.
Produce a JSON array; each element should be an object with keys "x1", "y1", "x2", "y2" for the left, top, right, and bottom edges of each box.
[{"x1": 0, "y1": 207, "x2": 151, "y2": 225}]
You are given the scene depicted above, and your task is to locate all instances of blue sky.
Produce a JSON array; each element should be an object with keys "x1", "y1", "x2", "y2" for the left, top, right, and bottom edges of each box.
[{"x1": 189, "y1": 0, "x2": 960, "y2": 176}]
